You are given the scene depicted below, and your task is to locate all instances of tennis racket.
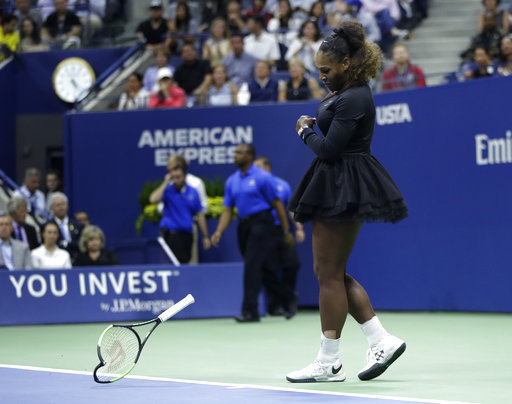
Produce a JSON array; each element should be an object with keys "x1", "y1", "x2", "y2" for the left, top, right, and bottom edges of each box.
[{"x1": 93, "y1": 294, "x2": 195, "y2": 383}]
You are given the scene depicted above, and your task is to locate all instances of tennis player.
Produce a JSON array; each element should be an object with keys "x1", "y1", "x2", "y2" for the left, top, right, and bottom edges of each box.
[{"x1": 286, "y1": 21, "x2": 408, "y2": 383}]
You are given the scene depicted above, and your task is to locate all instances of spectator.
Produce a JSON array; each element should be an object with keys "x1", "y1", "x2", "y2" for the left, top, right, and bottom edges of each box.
[
  {"x1": 0, "y1": 14, "x2": 20, "y2": 53},
  {"x1": 478, "y1": 0, "x2": 510, "y2": 34},
  {"x1": 149, "y1": 166, "x2": 210, "y2": 264},
  {"x1": 48, "y1": 191, "x2": 84, "y2": 259},
  {"x1": 70, "y1": 0, "x2": 105, "y2": 40},
  {"x1": 267, "y1": 0, "x2": 302, "y2": 49},
  {"x1": 20, "y1": 16, "x2": 49, "y2": 51},
  {"x1": 200, "y1": 63, "x2": 239, "y2": 106},
  {"x1": 198, "y1": 0, "x2": 224, "y2": 32},
  {"x1": 360, "y1": 0, "x2": 409, "y2": 52},
  {"x1": 330, "y1": 0, "x2": 381, "y2": 44},
  {"x1": 249, "y1": 60, "x2": 279, "y2": 102},
  {"x1": 7, "y1": 197, "x2": 40, "y2": 250},
  {"x1": 165, "y1": 1, "x2": 200, "y2": 54},
  {"x1": 42, "y1": 0, "x2": 82, "y2": 50},
  {"x1": 462, "y1": 10, "x2": 505, "y2": 61},
  {"x1": 45, "y1": 169, "x2": 62, "y2": 213},
  {"x1": 164, "y1": 0, "x2": 201, "y2": 33},
  {"x1": 244, "y1": 14, "x2": 281, "y2": 66},
  {"x1": 37, "y1": 0, "x2": 58, "y2": 20},
  {"x1": 464, "y1": 46, "x2": 498, "y2": 79},
  {"x1": 498, "y1": 34, "x2": 512, "y2": 75},
  {"x1": 74, "y1": 210, "x2": 90, "y2": 227},
  {"x1": 285, "y1": 19, "x2": 323, "y2": 74},
  {"x1": 381, "y1": 43, "x2": 426, "y2": 91},
  {"x1": 118, "y1": 72, "x2": 150, "y2": 110},
  {"x1": 225, "y1": 0, "x2": 247, "y2": 34},
  {"x1": 0, "y1": 212, "x2": 33, "y2": 270},
  {"x1": 14, "y1": 0, "x2": 43, "y2": 30},
  {"x1": 221, "y1": 33, "x2": 258, "y2": 87},
  {"x1": 278, "y1": 58, "x2": 325, "y2": 101},
  {"x1": 148, "y1": 67, "x2": 186, "y2": 108},
  {"x1": 309, "y1": 1, "x2": 332, "y2": 37},
  {"x1": 173, "y1": 43, "x2": 213, "y2": 102},
  {"x1": 202, "y1": 17, "x2": 231, "y2": 67},
  {"x1": 245, "y1": 0, "x2": 273, "y2": 27},
  {"x1": 143, "y1": 46, "x2": 173, "y2": 92},
  {"x1": 136, "y1": 0, "x2": 168, "y2": 51},
  {"x1": 31, "y1": 221, "x2": 72, "y2": 269},
  {"x1": 74, "y1": 225, "x2": 119, "y2": 266},
  {"x1": 13, "y1": 167, "x2": 46, "y2": 219},
  {"x1": 396, "y1": 0, "x2": 422, "y2": 31}
]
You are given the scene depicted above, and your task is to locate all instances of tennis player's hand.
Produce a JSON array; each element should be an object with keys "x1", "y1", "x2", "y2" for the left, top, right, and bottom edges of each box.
[
  {"x1": 211, "y1": 231, "x2": 222, "y2": 247},
  {"x1": 284, "y1": 232, "x2": 295, "y2": 248},
  {"x1": 296, "y1": 115, "x2": 316, "y2": 132},
  {"x1": 202, "y1": 236, "x2": 211, "y2": 250}
]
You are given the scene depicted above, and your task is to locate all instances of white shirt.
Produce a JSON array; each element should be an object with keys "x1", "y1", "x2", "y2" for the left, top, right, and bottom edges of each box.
[
  {"x1": 285, "y1": 38, "x2": 323, "y2": 73},
  {"x1": 186, "y1": 173, "x2": 208, "y2": 212},
  {"x1": 244, "y1": 32, "x2": 281, "y2": 62},
  {"x1": 118, "y1": 89, "x2": 150, "y2": 110},
  {"x1": 31, "y1": 245, "x2": 72, "y2": 269}
]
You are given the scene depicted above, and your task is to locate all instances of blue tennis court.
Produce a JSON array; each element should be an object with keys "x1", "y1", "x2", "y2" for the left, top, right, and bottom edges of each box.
[{"x1": 0, "y1": 365, "x2": 471, "y2": 404}]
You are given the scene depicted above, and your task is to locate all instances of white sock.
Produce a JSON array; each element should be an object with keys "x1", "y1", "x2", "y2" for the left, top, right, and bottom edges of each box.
[
  {"x1": 316, "y1": 332, "x2": 340, "y2": 363},
  {"x1": 360, "y1": 316, "x2": 389, "y2": 347}
]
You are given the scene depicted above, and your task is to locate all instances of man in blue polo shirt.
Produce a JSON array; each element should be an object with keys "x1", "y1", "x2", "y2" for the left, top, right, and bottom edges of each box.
[
  {"x1": 254, "y1": 156, "x2": 305, "y2": 319},
  {"x1": 150, "y1": 167, "x2": 210, "y2": 263},
  {"x1": 211, "y1": 144, "x2": 295, "y2": 322}
]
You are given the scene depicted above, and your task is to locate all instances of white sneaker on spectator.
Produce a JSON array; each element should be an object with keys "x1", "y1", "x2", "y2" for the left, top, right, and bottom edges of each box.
[
  {"x1": 358, "y1": 335, "x2": 406, "y2": 381},
  {"x1": 286, "y1": 358, "x2": 346, "y2": 383}
]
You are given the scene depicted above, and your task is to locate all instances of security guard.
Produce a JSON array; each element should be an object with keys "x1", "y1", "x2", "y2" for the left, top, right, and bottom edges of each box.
[{"x1": 211, "y1": 144, "x2": 294, "y2": 322}]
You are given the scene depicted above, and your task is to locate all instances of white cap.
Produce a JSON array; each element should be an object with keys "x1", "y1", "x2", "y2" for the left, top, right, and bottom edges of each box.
[
  {"x1": 149, "y1": 0, "x2": 163, "y2": 8},
  {"x1": 157, "y1": 67, "x2": 172, "y2": 81}
]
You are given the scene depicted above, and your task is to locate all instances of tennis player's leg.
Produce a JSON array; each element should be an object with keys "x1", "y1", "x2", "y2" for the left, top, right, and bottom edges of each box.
[
  {"x1": 286, "y1": 220, "x2": 362, "y2": 382},
  {"x1": 345, "y1": 274, "x2": 406, "y2": 381}
]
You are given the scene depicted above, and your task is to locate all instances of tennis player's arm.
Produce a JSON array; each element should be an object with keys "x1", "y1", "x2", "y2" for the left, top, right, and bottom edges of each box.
[
  {"x1": 301, "y1": 96, "x2": 358, "y2": 162},
  {"x1": 149, "y1": 174, "x2": 171, "y2": 204},
  {"x1": 211, "y1": 207, "x2": 233, "y2": 247}
]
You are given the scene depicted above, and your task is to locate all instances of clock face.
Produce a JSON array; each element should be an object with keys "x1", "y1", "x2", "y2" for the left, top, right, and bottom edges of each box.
[{"x1": 52, "y1": 57, "x2": 96, "y2": 103}]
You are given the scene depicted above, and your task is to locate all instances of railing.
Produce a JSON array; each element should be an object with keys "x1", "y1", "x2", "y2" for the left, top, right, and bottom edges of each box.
[{"x1": 73, "y1": 41, "x2": 146, "y2": 111}]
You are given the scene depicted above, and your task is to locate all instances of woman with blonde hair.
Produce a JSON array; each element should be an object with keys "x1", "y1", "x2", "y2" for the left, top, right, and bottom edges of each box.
[
  {"x1": 278, "y1": 59, "x2": 325, "y2": 102},
  {"x1": 202, "y1": 17, "x2": 231, "y2": 67},
  {"x1": 202, "y1": 63, "x2": 238, "y2": 106},
  {"x1": 74, "y1": 225, "x2": 119, "y2": 266}
]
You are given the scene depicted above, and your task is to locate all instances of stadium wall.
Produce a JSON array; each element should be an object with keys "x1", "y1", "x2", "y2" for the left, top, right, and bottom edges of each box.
[{"x1": 64, "y1": 76, "x2": 512, "y2": 314}]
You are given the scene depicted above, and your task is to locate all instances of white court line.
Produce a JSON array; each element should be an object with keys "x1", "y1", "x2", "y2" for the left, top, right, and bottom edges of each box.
[{"x1": 0, "y1": 364, "x2": 476, "y2": 404}]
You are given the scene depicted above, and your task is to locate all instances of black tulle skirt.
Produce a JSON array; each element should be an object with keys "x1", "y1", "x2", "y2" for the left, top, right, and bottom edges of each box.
[{"x1": 289, "y1": 154, "x2": 408, "y2": 224}]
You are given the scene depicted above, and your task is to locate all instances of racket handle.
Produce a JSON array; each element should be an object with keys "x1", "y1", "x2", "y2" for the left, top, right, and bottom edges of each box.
[{"x1": 158, "y1": 294, "x2": 195, "y2": 322}]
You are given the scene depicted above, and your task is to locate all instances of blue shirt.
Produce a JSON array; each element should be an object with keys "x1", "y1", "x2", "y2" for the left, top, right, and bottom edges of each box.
[
  {"x1": 223, "y1": 164, "x2": 278, "y2": 219},
  {"x1": 160, "y1": 184, "x2": 202, "y2": 233},
  {"x1": 248, "y1": 77, "x2": 279, "y2": 103},
  {"x1": 271, "y1": 175, "x2": 292, "y2": 225},
  {"x1": 0, "y1": 239, "x2": 14, "y2": 270}
]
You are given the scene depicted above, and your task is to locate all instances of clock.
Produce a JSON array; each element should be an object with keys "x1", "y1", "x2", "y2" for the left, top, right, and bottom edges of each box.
[{"x1": 52, "y1": 57, "x2": 96, "y2": 103}]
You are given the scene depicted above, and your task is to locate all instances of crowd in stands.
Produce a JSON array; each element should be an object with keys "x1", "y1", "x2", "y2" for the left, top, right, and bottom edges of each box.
[
  {"x1": 457, "y1": 0, "x2": 512, "y2": 81},
  {"x1": 0, "y1": 167, "x2": 118, "y2": 270}
]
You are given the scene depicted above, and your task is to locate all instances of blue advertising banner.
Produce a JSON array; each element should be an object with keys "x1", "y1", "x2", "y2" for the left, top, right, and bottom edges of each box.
[
  {"x1": 65, "y1": 76, "x2": 512, "y2": 313},
  {"x1": 0, "y1": 263, "x2": 247, "y2": 325},
  {"x1": 0, "y1": 59, "x2": 16, "y2": 177}
]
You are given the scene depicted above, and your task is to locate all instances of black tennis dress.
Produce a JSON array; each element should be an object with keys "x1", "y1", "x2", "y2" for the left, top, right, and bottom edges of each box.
[{"x1": 289, "y1": 84, "x2": 408, "y2": 224}]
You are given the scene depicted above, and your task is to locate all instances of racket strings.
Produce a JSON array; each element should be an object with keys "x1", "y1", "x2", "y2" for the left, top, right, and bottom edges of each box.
[{"x1": 96, "y1": 326, "x2": 139, "y2": 382}]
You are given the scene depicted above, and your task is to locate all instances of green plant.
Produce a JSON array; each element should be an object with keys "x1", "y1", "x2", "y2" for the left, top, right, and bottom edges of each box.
[{"x1": 135, "y1": 180, "x2": 163, "y2": 235}]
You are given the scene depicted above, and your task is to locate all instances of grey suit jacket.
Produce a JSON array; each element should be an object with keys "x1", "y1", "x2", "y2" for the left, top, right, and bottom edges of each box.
[{"x1": 0, "y1": 238, "x2": 33, "y2": 270}]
